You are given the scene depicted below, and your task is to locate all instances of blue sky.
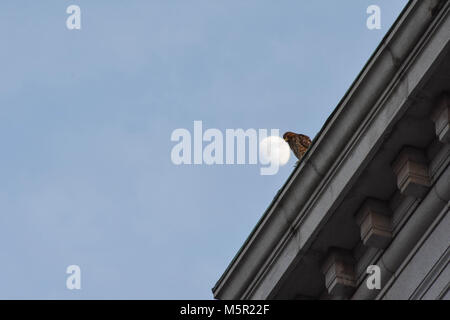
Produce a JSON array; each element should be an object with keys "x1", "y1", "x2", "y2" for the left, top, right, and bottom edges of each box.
[{"x1": 0, "y1": 1, "x2": 408, "y2": 299}]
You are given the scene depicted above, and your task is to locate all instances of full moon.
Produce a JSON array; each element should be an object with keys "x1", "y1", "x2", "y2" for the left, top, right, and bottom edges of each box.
[{"x1": 259, "y1": 136, "x2": 291, "y2": 166}]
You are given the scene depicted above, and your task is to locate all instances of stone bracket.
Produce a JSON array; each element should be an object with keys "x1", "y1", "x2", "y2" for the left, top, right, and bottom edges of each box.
[
  {"x1": 431, "y1": 93, "x2": 450, "y2": 144},
  {"x1": 392, "y1": 147, "x2": 431, "y2": 198},
  {"x1": 356, "y1": 198, "x2": 393, "y2": 249},
  {"x1": 321, "y1": 249, "x2": 356, "y2": 299}
]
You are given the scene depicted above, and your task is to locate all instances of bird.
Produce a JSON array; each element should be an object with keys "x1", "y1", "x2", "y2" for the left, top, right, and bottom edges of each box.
[{"x1": 283, "y1": 132, "x2": 312, "y2": 160}]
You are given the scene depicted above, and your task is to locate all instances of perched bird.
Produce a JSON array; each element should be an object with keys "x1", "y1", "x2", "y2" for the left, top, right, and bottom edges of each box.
[{"x1": 283, "y1": 132, "x2": 312, "y2": 160}]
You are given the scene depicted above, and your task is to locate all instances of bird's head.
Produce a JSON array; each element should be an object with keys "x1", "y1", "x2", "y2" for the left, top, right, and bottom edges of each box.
[{"x1": 283, "y1": 132, "x2": 297, "y2": 142}]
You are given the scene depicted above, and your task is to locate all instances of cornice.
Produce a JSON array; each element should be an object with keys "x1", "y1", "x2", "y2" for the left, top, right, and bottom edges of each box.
[{"x1": 213, "y1": 0, "x2": 450, "y2": 300}]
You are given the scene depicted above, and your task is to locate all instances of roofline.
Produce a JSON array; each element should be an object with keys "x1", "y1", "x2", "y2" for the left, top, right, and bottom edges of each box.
[{"x1": 212, "y1": 0, "x2": 447, "y2": 298}]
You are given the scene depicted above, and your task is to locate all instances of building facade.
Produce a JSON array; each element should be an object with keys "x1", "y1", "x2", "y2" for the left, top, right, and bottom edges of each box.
[{"x1": 213, "y1": 0, "x2": 450, "y2": 300}]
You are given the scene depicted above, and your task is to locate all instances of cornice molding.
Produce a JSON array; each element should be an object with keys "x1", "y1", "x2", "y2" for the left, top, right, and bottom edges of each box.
[{"x1": 213, "y1": 0, "x2": 450, "y2": 300}]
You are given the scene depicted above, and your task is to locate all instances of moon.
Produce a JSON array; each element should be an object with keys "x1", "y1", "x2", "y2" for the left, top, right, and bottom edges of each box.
[{"x1": 259, "y1": 136, "x2": 291, "y2": 166}]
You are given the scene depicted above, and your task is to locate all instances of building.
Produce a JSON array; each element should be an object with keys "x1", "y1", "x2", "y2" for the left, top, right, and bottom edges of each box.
[{"x1": 212, "y1": 0, "x2": 450, "y2": 300}]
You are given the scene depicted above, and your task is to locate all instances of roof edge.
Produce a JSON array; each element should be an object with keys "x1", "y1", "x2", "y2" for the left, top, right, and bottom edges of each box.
[{"x1": 212, "y1": 0, "x2": 445, "y2": 299}]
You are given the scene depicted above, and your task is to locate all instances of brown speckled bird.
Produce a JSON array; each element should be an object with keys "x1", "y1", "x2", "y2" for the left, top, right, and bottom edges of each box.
[{"x1": 283, "y1": 132, "x2": 312, "y2": 160}]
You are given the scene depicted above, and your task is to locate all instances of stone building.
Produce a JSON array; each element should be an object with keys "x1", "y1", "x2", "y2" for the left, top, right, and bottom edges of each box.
[{"x1": 213, "y1": 0, "x2": 450, "y2": 300}]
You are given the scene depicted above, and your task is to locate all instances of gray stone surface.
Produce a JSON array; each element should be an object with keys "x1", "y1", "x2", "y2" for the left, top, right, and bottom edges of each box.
[
  {"x1": 356, "y1": 199, "x2": 392, "y2": 249},
  {"x1": 431, "y1": 93, "x2": 450, "y2": 143},
  {"x1": 382, "y1": 207, "x2": 449, "y2": 300},
  {"x1": 392, "y1": 147, "x2": 431, "y2": 198},
  {"x1": 213, "y1": 0, "x2": 450, "y2": 300},
  {"x1": 322, "y1": 249, "x2": 356, "y2": 298}
]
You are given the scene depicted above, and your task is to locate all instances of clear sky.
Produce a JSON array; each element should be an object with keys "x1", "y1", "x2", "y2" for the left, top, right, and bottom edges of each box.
[{"x1": 0, "y1": 0, "x2": 408, "y2": 299}]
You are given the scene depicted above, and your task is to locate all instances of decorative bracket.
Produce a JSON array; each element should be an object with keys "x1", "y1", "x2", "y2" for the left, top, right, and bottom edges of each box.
[{"x1": 392, "y1": 147, "x2": 431, "y2": 198}]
